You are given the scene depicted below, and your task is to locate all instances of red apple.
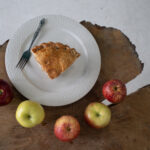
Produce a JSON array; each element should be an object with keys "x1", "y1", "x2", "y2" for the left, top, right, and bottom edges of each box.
[
  {"x1": 102, "y1": 79, "x2": 126, "y2": 103},
  {"x1": 84, "y1": 102, "x2": 111, "y2": 129},
  {"x1": 0, "y1": 79, "x2": 13, "y2": 106},
  {"x1": 54, "y1": 115, "x2": 80, "y2": 142}
]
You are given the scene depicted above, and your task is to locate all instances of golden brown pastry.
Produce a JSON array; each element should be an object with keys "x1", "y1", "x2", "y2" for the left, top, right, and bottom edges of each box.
[{"x1": 32, "y1": 42, "x2": 80, "y2": 79}]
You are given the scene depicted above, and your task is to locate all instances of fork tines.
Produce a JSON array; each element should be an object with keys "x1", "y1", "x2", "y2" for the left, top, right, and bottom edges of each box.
[{"x1": 16, "y1": 56, "x2": 28, "y2": 70}]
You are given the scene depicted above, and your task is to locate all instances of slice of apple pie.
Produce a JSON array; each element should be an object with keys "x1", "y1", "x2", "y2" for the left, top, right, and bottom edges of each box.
[{"x1": 32, "y1": 42, "x2": 80, "y2": 79}]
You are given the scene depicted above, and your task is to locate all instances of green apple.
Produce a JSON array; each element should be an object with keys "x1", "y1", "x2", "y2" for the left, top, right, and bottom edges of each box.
[
  {"x1": 16, "y1": 100, "x2": 45, "y2": 128},
  {"x1": 84, "y1": 102, "x2": 111, "y2": 128}
]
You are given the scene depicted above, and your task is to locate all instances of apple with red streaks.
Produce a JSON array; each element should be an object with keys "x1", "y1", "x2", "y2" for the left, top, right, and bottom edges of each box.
[
  {"x1": 54, "y1": 115, "x2": 80, "y2": 142},
  {"x1": 0, "y1": 79, "x2": 13, "y2": 106},
  {"x1": 84, "y1": 102, "x2": 111, "y2": 129},
  {"x1": 102, "y1": 79, "x2": 126, "y2": 103}
]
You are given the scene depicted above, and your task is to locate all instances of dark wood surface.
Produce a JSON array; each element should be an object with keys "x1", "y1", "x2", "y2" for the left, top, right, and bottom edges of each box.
[{"x1": 0, "y1": 21, "x2": 149, "y2": 150}]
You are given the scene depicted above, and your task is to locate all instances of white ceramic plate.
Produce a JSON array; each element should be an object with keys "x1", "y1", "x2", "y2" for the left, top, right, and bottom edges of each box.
[{"x1": 5, "y1": 15, "x2": 101, "y2": 106}]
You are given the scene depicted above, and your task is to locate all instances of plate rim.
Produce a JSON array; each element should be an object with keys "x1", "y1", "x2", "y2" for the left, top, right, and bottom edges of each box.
[{"x1": 5, "y1": 14, "x2": 101, "y2": 106}]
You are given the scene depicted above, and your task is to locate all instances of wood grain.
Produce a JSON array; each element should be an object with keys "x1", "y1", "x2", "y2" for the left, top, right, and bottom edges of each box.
[{"x1": 0, "y1": 21, "x2": 147, "y2": 150}]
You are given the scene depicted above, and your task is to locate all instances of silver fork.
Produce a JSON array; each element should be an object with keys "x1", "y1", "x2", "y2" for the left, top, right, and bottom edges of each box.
[{"x1": 16, "y1": 18, "x2": 46, "y2": 70}]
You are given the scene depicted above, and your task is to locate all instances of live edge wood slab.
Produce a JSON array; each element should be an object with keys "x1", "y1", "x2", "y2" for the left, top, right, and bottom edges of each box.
[{"x1": 0, "y1": 21, "x2": 149, "y2": 150}]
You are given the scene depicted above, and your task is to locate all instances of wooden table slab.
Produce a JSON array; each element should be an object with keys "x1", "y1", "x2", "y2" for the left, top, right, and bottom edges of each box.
[{"x1": 0, "y1": 21, "x2": 149, "y2": 150}]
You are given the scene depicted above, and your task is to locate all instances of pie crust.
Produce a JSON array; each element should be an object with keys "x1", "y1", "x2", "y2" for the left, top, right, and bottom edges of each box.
[{"x1": 32, "y1": 42, "x2": 80, "y2": 79}]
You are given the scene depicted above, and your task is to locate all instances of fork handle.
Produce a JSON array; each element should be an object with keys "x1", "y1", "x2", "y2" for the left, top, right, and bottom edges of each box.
[{"x1": 29, "y1": 18, "x2": 46, "y2": 50}]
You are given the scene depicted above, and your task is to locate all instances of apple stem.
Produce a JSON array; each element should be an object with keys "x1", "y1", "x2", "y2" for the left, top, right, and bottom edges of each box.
[
  {"x1": 67, "y1": 127, "x2": 71, "y2": 131},
  {"x1": 96, "y1": 113, "x2": 100, "y2": 117},
  {"x1": 114, "y1": 86, "x2": 117, "y2": 91},
  {"x1": 0, "y1": 89, "x2": 3, "y2": 95},
  {"x1": 27, "y1": 115, "x2": 31, "y2": 119}
]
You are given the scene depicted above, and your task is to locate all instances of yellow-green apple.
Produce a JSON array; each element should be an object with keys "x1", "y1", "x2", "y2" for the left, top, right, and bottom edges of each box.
[
  {"x1": 0, "y1": 79, "x2": 13, "y2": 106},
  {"x1": 102, "y1": 79, "x2": 126, "y2": 103},
  {"x1": 84, "y1": 102, "x2": 111, "y2": 128},
  {"x1": 54, "y1": 115, "x2": 80, "y2": 142},
  {"x1": 16, "y1": 100, "x2": 45, "y2": 128}
]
